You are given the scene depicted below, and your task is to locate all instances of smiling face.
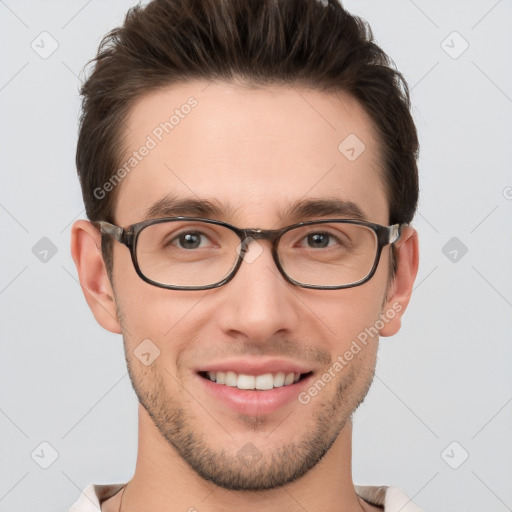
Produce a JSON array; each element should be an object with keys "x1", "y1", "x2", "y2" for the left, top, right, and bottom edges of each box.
[{"x1": 81, "y1": 80, "x2": 414, "y2": 491}]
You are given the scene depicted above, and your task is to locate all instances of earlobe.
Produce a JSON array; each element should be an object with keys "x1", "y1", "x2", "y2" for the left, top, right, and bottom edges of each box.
[
  {"x1": 379, "y1": 226, "x2": 419, "y2": 337},
  {"x1": 70, "y1": 220, "x2": 122, "y2": 334}
]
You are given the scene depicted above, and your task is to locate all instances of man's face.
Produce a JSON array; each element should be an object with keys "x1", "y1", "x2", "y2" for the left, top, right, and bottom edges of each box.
[{"x1": 109, "y1": 80, "x2": 395, "y2": 490}]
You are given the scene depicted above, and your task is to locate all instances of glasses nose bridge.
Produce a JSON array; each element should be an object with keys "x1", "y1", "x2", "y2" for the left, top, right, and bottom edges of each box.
[
  {"x1": 240, "y1": 228, "x2": 281, "y2": 249},
  {"x1": 235, "y1": 228, "x2": 285, "y2": 284}
]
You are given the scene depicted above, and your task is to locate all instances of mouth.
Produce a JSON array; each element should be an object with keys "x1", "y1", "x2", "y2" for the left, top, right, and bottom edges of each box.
[
  {"x1": 198, "y1": 370, "x2": 314, "y2": 390},
  {"x1": 196, "y1": 368, "x2": 315, "y2": 416}
]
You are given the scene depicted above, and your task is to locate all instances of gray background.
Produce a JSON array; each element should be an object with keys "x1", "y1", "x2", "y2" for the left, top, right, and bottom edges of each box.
[{"x1": 1, "y1": 0, "x2": 511, "y2": 511}]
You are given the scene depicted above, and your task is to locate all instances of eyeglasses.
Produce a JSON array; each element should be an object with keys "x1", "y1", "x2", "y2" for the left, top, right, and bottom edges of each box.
[{"x1": 96, "y1": 217, "x2": 401, "y2": 290}]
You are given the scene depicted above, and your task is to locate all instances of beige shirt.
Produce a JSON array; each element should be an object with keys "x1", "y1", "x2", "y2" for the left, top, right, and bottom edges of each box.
[{"x1": 68, "y1": 483, "x2": 424, "y2": 511}]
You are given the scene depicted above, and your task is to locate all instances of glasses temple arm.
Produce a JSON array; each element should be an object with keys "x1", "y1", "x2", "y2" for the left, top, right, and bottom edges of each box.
[
  {"x1": 95, "y1": 221, "x2": 125, "y2": 243},
  {"x1": 388, "y1": 224, "x2": 401, "y2": 244}
]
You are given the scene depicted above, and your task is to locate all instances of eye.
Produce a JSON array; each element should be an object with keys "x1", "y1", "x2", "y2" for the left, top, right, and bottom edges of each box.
[
  {"x1": 306, "y1": 233, "x2": 330, "y2": 248},
  {"x1": 171, "y1": 231, "x2": 210, "y2": 250},
  {"x1": 299, "y1": 232, "x2": 343, "y2": 249}
]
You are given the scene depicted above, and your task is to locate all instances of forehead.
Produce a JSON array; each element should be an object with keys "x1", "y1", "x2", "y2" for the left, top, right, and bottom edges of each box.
[{"x1": 114, "y1": 80, "x2": 388, "y2": 226}]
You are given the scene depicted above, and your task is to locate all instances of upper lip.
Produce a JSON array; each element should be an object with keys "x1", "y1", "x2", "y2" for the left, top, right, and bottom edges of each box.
[{"x1": 196, "y1": 357, "x2": 314, "y2": 376}]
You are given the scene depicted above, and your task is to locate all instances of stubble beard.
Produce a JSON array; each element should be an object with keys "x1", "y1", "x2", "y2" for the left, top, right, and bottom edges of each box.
[{"x1": 123, "y1": 338, "x2": 376, "y2": 491}]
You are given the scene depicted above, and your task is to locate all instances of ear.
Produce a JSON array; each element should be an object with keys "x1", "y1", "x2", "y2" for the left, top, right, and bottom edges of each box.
[
  {"x1": 70, "y1": 220, "x2": 122, "y2": 334},
  {"x1": 379, "y1": 226, "x2": 419, "y2": 337}
]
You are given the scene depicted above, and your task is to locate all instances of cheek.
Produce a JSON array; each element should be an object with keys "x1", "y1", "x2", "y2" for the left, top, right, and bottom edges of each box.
[
  {"x1": 111, "y1": 245, "x2": 175, "y2": 329},
  {"x1": 312, "y1": 281, "x2": 386, "y2": 345},
  {"x1": 112, "y1": 266, "x2": 206, "y2": 365}
]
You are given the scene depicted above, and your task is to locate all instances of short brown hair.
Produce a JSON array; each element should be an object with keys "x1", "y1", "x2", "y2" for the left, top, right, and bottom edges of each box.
[{"x1": 76, "y1": 0, "x2": 419, "y2": 280}]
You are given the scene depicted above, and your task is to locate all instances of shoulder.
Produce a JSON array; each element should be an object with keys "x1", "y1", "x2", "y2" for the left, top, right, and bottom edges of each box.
[
  {"x1": 355, "y1": 485, "x2": 424, "y2": 512},
  {"x1": 68, "y1": 483, "x2": 126, "y2": 512}
]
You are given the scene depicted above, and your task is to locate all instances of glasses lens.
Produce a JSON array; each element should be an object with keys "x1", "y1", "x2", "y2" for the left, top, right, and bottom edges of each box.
[
  {"x1": 136, "y1": 220, "x2": 240, "y2": 287},
  {"x1": 278, "y1": 222, "x2": 378, "y2": 287}
]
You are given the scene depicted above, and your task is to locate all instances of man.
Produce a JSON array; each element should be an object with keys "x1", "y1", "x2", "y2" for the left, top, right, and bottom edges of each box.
[{"x1": 69, "y1": 0, "x2": 421, "y2": 510}]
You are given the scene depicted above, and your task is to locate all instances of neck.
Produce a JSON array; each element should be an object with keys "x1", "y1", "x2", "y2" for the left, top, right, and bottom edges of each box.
[{"x1": 116, "y1": 405, "x2": 369, "y2": 512}]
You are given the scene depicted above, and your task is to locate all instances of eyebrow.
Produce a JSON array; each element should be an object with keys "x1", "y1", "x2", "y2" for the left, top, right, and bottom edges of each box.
[
  {"x1": 143, "y1": 194, "x2": 234, "y2": 220},
  {"x1": 282, "y1": 197, "x2": 367, "y2": 222},
  {"x1": 143, "y1": 194, "x2": 368, "y2": 223}
]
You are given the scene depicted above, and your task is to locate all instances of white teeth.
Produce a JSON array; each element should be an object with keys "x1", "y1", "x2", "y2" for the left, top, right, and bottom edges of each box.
[
  {"x1": 255, "y1": 373, "x2": 274, "y2": 390},
  {"x1": 225, "y1": 371, "x2": 237, "y2": 387},
  {"x1": 237, "y1": 374, "x2": 255, "y2": 390},
  {"x1": 273, "y1": 372, "x2": 285, "y2": 387},
  {"x1": 205, "y1": 370, "x2": 303, "y2": 390}
]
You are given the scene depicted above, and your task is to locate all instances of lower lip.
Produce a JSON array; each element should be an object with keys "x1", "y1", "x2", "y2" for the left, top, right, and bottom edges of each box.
[{"x1": 197, "y1": 373, "x2": 314, "y2": 415}]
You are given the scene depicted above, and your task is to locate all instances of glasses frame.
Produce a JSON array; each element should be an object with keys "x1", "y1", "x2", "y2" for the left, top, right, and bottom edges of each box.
[{"x1": 95, "y1": 217, "x2": 401, "y2": 291}]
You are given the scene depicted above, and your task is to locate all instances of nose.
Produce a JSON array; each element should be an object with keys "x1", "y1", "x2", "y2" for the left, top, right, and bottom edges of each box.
[{"x1": 215, "y1": 238, "x2": 300, "y2": 344}]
